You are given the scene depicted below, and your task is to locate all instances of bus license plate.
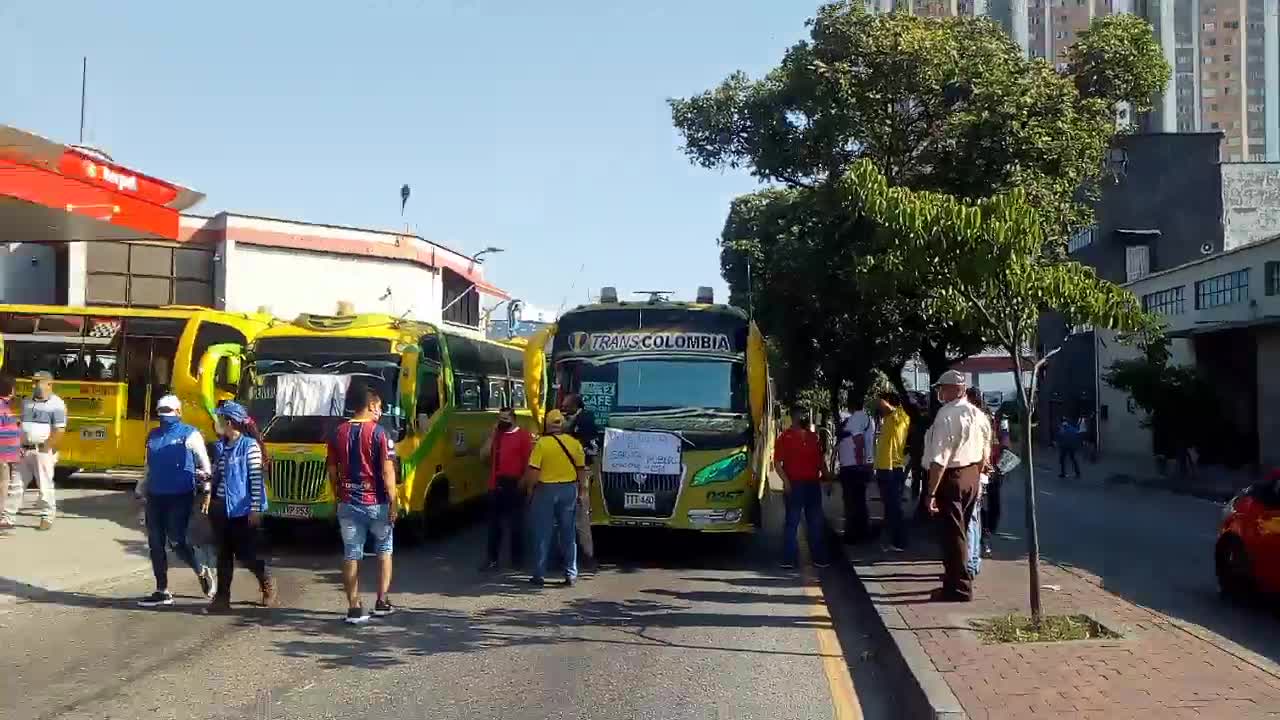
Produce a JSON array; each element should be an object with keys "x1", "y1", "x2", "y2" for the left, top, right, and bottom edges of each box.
[
  {"x1": 624, "y1": 493, "x2": 656, "y2": 511},
  {"x1": 281, "y1": 504, "x2": 313, "y2": 519}
]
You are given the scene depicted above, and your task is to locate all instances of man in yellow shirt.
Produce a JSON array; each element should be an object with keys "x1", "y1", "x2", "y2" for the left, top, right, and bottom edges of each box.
[
  {"x1": 525, "y1": 409, "x2": 587, "y2": 587},
  {"x1": 874, "y1": 391, "x2": 911, "y2": 552}
]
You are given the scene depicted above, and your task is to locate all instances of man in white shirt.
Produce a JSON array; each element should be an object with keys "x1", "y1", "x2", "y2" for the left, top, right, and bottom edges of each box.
[
  {"x1": 922, "y1": 370, "x2": 991, "y2": 602},
  {"x1": 3, "y1": 371, "x2": 67, "y2": 531},
  {"x1": 836, "y1": 396, "x2": 877, "y2": 544}
]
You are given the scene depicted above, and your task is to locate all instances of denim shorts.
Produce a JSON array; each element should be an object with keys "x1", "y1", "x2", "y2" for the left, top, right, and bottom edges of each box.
[{"x1": 337, "y1": 502, "x2": 393, "y2": 561}]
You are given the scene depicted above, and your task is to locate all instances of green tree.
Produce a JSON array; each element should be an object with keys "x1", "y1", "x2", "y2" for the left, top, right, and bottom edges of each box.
[{"x1": 840, "y1": 158, "x2": 1158, "y2": 621}]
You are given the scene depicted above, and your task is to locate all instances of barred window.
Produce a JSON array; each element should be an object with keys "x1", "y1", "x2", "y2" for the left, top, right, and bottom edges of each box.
[
  {"x1": 1142, "y1": 286, "x2": 1185, "y2": 316},
  {"x1": 1266, "y1": 261, "x2": 1280, "y2": 296},
  {"x1": 1195, "y1": 269, "x2": 1250, "y2": 310}
]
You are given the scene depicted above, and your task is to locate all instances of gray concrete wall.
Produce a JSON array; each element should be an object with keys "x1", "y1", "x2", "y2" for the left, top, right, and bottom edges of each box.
[{"x1": 1221, "y1": 163, "x2": 1280, "y2": 250}]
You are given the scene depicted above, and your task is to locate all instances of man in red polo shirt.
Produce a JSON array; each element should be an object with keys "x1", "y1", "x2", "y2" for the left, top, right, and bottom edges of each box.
[
  {"x1": 479, "y1": 406, "x2": 533, "y2": 570},
  {"x1": 774, "y1": 408, "x2": 832, "y2": 569}
]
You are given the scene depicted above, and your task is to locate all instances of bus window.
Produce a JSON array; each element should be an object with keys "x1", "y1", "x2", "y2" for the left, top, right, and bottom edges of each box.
[
  {"x1": 456, "y1": 376, "x2": 482, "y2": 410},
  {"x1": 0, "y1": 313, "x2": 91, "y2": 381},
  {"x1": 122, "y1": 317, "x2": 184, "y2": 420},
  {"x1": 189, "y1": 321, "x2": 248, "y2": 376},
  {"x1": 487, "y1": 379, "x2": 506, "y2": 410},
  {"x1": 416, "y1": 333, "x2": 443, "y2": 420},
  {"x1": 510, "y1": 380, "x2": 527, "y2": 409}
]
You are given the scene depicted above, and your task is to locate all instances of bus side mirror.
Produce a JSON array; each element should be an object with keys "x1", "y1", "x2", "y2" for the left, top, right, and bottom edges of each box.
[
  {"x1": 198, "y1": 343, "x2": 244, "y2": 419},
  {"x1": 225, "y1": 355, "x2": 242, "y2": 386}
]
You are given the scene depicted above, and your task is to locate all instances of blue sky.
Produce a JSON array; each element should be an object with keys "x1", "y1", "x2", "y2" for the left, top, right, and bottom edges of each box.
[{"x1": 0, "y1": 1, "x2": 814, "y2": 314}]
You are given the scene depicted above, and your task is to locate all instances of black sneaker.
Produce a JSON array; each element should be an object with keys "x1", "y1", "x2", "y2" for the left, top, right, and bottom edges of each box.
[
  {"x1": 479, "y1": 559, "x2": 499, "y2": 572},
  {"x1": 529, "y1": 576, "x2": 545, "y2": 587},
  {"x1": 372, "y1": 598, "x2": 396, "y2": 617},
  {"x1": 780, "y1": 562, "x2": 796, "y2": 570},
  {"x1": 344, "y1": 606, "x2": 370, "y2": 625},
  {"x1": 138, "y1": 591, "x2": 174, "y2": 607},
  {"x1": 813, "y1": 560, "x2": 831, "y2": 569},
  {"x1": 197, "y1": 569, "x2": 216, "y2": 599}
]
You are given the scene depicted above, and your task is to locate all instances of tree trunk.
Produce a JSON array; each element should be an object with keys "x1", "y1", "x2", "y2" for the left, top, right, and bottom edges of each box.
[{"x1": 1010, "y1": 350, "x2": 1043, "y2": 625}]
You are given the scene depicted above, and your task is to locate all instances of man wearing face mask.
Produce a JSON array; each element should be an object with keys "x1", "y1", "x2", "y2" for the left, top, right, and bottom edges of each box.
[
  {"x1": 479, "y1": 406, "x2": 533, "y2": 570},
  {"x1": 922, "y1": 370, "x2": 990, "y2": 602},
  {"x1": 2, "y1": 371, "x2": 66, "y2": 531},
  {"x1": 136, "y1": 395, "x2": 216, "y2": 606}
]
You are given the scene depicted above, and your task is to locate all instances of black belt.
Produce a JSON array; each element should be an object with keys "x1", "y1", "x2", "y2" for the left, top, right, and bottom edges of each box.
[{"x1": 21, "y1": 444, "x2": 38, "y2": 450}]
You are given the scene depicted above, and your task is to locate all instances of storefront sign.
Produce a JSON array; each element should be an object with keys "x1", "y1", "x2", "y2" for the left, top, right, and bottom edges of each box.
[
  {"x1": 56, "y1": 150, "x2": 180, "y2": 207},
  {"x1": 568, "y1": 331, "x2": 732, "y2": 354}
]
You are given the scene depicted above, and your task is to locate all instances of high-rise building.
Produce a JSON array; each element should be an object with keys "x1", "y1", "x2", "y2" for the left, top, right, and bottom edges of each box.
[{"x1": 867, "y1": 0, "x2": 1279, "y2": 160}]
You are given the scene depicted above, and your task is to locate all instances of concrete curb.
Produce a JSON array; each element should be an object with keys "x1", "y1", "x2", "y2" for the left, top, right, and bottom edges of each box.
[{"x1": 848, "y1": 558, "x2": 969, "y2": 720}]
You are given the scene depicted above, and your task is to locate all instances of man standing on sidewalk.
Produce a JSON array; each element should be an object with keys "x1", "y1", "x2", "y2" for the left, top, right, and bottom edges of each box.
[
  {"x1": 873, "y1": 392, "x2": 911, "y2": 552},
  {"x1": 923, "y1": 371, "x2": 989, "y2": 602},
  {"x1": 775, "y1": 408, "x2": 831, "y2": 569},
  {"x1": 479, "y1": 406, "x2": 533, "y2": 571},
  {"x1": 327, "y1": 382, "x2": 398, "y2": 624},
  {"x1": 137, "y1": 395, "x2": 216, "y2": 606},
  {"x1": 836, "y1": 396, "x2": 876, "y2": 544},
  {"x1": 0, "y1": 376, "x2": 22, "y2": 535},
  {"x1": 3, "y1": 371, "x2": 66, "y2": 531}
]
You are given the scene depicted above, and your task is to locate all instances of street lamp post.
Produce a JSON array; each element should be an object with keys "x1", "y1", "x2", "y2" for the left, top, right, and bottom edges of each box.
[{"x1": 472, "y1": 246, "x2": 505, "y2": 264}]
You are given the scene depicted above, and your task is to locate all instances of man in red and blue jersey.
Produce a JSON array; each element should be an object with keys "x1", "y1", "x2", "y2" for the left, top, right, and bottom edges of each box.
[
  {"x1": 0, "y1": 376, "x2": 21, "y2": 535},
  {"x1": 326, "y1": 381, "x2": 397, "y2": 625}
]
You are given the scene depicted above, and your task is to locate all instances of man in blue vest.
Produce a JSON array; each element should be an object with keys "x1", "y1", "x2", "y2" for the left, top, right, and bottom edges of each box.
[{"x1": 136, "y1": 395, "x2": 215, "y2": 607}]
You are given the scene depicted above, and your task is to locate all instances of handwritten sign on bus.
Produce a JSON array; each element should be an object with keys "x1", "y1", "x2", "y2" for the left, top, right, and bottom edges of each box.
[{"x1": 602, "y1": 428, "x2": 681, "y2": 476}]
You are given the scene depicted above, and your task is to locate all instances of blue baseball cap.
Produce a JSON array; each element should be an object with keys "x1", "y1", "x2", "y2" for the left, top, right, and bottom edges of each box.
[{"x1": 215, "y1": 401, "x2": 250, "y2": 424}]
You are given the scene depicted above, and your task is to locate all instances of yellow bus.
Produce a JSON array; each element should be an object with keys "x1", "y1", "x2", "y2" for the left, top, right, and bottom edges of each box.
[
  {"x1": 198, "y1": 311, "x2": 533, "y2": 535},
  {"x1": 0, "y1": 304, "x2": 272, "y2": 479},
  {"x1": 524, "y1": 291, "x2": 775, "y2": 532}
]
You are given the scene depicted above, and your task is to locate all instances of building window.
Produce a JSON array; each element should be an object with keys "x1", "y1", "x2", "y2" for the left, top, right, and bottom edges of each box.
[
  {"x1": 1141, "y1": 286, "x2": 1186, "y2": 315},
  {"x1": 1125, "y1": 245, "x2": 1150, "y2": 282},
  {"x1": 1195, "y1": 269, "x2": 1250, "y2": 309},
  {"x1": 1068, "y1": 225, "x2": 1096, "y2": 253},
  {"x1": 1266, "y1": 262, "x2": 1280, "y2": 296},
  {"x1": 440, "y1": 268, "x2": 480, "y2": 327}
]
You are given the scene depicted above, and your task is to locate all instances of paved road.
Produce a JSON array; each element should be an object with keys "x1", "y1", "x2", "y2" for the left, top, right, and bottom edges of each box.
[
  {"x1": 0, "y1": 494, "x2": 897, "y2": 720},
  {"x1": 992, "y1": 455, "x2": 1280, "y2": 668}
]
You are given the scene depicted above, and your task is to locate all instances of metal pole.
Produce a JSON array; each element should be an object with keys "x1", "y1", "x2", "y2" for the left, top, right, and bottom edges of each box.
[{"x1": 79, "y1": 57, "x2": 87, "y2": 144}]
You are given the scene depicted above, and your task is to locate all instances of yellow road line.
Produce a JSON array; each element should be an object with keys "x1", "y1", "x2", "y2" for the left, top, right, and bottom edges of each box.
[{"x1": 800, "y1": 567, "x2": 863, "y2": 720}]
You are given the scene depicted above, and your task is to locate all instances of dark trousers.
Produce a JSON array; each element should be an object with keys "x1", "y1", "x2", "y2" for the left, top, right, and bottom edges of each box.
[
  {"x1": 1059, "y1": 448, "x2": 1081, "y2": 477},
  {"x1": 875, "y1": 468, "x2": 908, "y2": 548},
  {"x1": 145, "y1": 492, "x2": 203, "y2": 592},
  {"x1": 981, "y1": 474, "x2": 1002, "y2": 535},
  {"x1": 839, "y1": 465, "x2": 873, "y2": 540},
  {"x1": 486, "y1": 476, "x2": 525, "y2": 565},
  {"x1": 936, "y1": 464, "x2": 981, "y2": 600},
  {"x1": 782, "y1": 482, "x2": 827, "y2": 565},
  {"x1": 210, "y1": 509, "x2": 269, "y2": 600}
]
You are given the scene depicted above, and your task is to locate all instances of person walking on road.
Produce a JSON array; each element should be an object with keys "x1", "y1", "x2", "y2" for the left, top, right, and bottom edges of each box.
[
  {"x1": 205, "y1": 402, "x2": 276, "y2": 614},
  {"x1": 479, "y1": 406, "x2": 533, "y2": 571},
  {"x1": 1, "y1": 371, "x2": 66, "y2": 531},
  {"x1": 775, "y1": 408, "x2": 831, "y2": 569},
  {"x1": 873, "y1": 392, "x2": 911, "y2": 552},
  {"x1": 0, "y1": 376, "x2": 22, "y2": 536},
  {"x1": 561, "y1": 393, "x2": 599, "y2": 572},
  {"x1": 1057, "y1": 418, "x2": 1083, "y2": 479},
  {"x1": 327, "y1": 382, "x2": 398, "y2": 624},
  {"x1": 922, "y1": 371, "x2": 990, "y2": 602},
  {"x1": 525, "y1": 409, "x2": 587, "y2": 587},
  {"x1": 836, "y1": 396, "x2": 875, "y2": 544},
  {"x1": 136, "y1": 395, "x2": 216, "y2": 606}
]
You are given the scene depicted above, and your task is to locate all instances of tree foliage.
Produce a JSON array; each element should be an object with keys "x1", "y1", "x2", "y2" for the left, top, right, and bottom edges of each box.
[{"x1": 1067, "y1": 13, "x2": 1171, "y2": 113}]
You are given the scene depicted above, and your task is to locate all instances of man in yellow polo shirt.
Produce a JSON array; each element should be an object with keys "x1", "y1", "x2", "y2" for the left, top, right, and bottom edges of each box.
[
  {"x1": 874, "y1": 391, "x2": 911, "y2": 552},
  {"x1": 525, "y1": 409, "x2": 587, "y2": 587}
]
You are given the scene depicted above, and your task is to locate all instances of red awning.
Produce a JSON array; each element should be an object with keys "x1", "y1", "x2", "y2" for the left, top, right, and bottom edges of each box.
[{"x1": 0, "y1": 125, "x2": 202, "y2": 243}]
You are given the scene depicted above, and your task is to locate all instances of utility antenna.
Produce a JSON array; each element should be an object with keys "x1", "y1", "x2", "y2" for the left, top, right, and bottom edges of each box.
[
  {"x1": 634, "y1": 290, "x2": 673, "y2": 303},
  {"x1": 78, "y1": 57, "x2": 87, "y2": 144}
]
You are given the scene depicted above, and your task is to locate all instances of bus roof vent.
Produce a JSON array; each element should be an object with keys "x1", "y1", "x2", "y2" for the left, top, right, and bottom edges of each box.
[
  {"x1": 336, "y1": 301, "x2": 356, "y2": 316},
  {"x1": 599, "y1": 287, "x2": 618, "y2": 303},
  {"x1": 696, "y1": 286, "x2": 714, "y2": 304}
]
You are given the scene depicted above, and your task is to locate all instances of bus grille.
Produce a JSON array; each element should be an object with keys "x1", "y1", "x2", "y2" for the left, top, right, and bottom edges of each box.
[
  {"x1": 266, "y1": 459, "x2": 329, "y2": 503},
  {"x1": 600, "y1": 471, "x2": 681, "y2": 518}
]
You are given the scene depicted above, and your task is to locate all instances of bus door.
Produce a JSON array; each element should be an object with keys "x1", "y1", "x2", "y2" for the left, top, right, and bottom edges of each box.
[{"x1": 118, "y1": 318, "x2": 184, "y2": 467}]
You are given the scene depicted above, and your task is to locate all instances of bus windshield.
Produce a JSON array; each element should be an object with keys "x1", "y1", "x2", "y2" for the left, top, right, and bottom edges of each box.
[
  {"x1": 557, "y1": 357, "x2": 747, "y2": 436},
  {"x1": 245, "y1": 355, "x2": 404, "y2": 443}
]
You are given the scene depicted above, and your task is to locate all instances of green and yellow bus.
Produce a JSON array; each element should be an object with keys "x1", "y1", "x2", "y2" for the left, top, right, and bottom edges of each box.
[
  {"x1": 0, "y1": 304, "x2": 272, "y2": 479},
  {"x1": 198, "y1": 311, "x2": 533, "y2": 535},
  {"x1": 525, "y1": 292, "x2": 774, "y2": 532}
]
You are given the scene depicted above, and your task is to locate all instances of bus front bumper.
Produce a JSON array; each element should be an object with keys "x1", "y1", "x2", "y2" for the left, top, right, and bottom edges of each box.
[{"x1": 599, "y1": 507, "x2": 755, "y2": 532}]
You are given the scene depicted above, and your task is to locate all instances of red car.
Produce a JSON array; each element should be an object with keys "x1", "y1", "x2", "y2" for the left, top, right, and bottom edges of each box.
[{"x1": 1216, "y1": 471, "x2": 1280, "y2": 598}]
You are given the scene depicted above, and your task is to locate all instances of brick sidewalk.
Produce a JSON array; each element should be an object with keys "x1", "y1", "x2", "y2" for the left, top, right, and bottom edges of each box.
[{"x1": 851, "y1": 544, "x2": 1280, "y2": 719}]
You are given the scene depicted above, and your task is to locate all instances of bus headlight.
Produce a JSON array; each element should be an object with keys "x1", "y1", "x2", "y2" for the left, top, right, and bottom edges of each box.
[{"x1": 690, "y1": 452, "x2": 748, "y2": 487}]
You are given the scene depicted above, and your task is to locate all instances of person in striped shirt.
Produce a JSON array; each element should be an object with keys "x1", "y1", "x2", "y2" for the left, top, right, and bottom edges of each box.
[
  {"x1": 0, "y1": 376, "x2": 21, "y2": 535},
  {"x1": 204, "y1": 401, "x2": 276, "y2": 613}
]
